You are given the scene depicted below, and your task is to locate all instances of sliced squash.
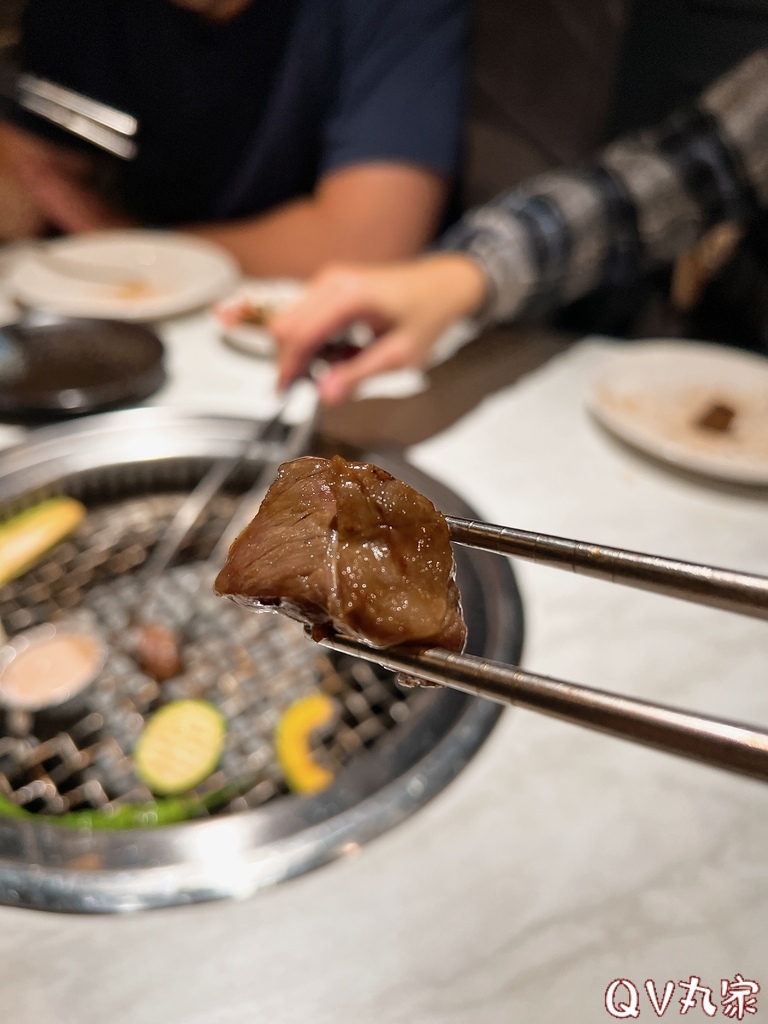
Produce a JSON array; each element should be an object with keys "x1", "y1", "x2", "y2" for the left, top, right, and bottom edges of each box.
[
  {"x1": 135, "y1": 700, "x2": 226, "y2": 796},
  {"x1": 0, "y1": 497, "x2": 85, "y2": 587},
  {"x1": 275, "y1": 692, "x2": 336, "y2": 795}
]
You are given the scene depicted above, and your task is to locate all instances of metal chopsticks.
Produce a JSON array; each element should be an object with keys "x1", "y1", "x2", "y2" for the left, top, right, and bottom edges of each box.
[
  {"x1": 445, "y1": 515, "x2": 768, "y2": 622},
  {"x1": 311, "y1": 517, "x2": 768, "y2": 781},
  {"x1": 316, "y1": 632, "x2": 768, "y2": 784}
]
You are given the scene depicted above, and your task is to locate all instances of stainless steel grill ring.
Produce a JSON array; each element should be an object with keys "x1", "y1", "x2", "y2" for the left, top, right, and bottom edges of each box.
[{"x1": 0, "y1": 408, "x2": 524, "y2": 913}]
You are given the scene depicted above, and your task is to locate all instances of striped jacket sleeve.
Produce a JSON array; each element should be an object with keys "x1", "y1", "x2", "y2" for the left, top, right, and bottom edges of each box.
[{"x1": 440, "y1": 48, "x2": 768, "y2": 324}]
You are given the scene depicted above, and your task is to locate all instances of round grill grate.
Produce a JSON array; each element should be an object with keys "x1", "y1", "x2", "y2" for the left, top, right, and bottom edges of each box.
[{"x1": 0, "y1": 493, "x2": 417, "y2": 821}]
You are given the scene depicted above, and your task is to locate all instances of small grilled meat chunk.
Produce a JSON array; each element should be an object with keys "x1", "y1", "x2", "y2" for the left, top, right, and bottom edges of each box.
[
  {"x1": 696, "y1": 401, "x2": 736, "y2": 433},
  {"x1": 134, "y1": 622, "x2": 183, "y2": 683},
  {"x1": 214, "y1": 455, "x2": 467, "y2": 654}
]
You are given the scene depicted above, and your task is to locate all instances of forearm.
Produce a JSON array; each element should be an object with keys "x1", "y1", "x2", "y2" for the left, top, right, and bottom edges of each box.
[
  {"x1": 192, "y1": 197, "x2": 376, "y2": 278},
  {"x1": 443, "y1": 48, "x2": 768, "y2": 324},
  {"x1": 191, "y1": 165, "x2": 448, "y2": 278}
]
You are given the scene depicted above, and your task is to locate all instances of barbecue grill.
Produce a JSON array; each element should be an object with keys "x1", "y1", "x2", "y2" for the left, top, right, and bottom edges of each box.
[{"x1": 0, "y1": 408, "x2": 523, "y2": 912}]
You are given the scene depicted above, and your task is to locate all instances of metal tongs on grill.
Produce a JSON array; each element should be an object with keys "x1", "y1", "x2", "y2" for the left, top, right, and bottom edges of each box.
[
  {"x1": 143, "y1": 340, "x2": 360, "y2": 580},
  {"x1": 0, "y1": 68, "x2": 138, "y2": 159},
  {"x1": 316, "y1": 520, "x2": 768, "y2": 784}
]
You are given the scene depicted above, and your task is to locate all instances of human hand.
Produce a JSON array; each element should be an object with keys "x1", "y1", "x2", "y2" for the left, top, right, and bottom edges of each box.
[
  {"x1": 4, "y1": 125, "x2": 134, "y2": 234},
  {"x1": 269, "y1": 253, "x2": 490, "y2": 404}
]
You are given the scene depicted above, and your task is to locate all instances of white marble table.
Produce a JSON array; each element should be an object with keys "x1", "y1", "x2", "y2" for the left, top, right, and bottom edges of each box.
[{"x1": 1, "y1": 315, "x2": 767, "y2": 1024}]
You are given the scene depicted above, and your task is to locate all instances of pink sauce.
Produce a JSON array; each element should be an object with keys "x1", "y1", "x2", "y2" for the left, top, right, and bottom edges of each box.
[{"x1": 0, "y1": 632, "x2": 102, "y2": 710}]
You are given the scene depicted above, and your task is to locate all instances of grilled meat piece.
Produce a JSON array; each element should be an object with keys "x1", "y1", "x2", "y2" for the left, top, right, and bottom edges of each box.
[
  {"x1": 214, "y1": 455, "x2": 467, "y2": 654},
  {"x1": 134, "y1": 621, "x2": 183, "y2": 683},
  {"x1": 695, "y1": 401, "x2": 736, "y2": 433}
]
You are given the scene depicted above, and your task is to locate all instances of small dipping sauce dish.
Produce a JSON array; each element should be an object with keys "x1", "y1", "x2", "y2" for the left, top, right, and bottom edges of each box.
[{"x1": 0, "y1": 623, "x2": 106, "y2": 715}]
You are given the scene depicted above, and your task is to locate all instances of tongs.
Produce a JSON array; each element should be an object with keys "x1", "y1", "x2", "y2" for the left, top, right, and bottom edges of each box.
[
  {"x1": 143, "y1": 383, "x2": 318, "y2": 582},
  {"x1": 142, "y1": 339, "x2": 359, "y2": 580},
  {"x1": 315, "y1": 519, "x2": 768, "y2": 784},
  {"x1": 0, "y1": 68, "x2": 138, "y2": 159}
]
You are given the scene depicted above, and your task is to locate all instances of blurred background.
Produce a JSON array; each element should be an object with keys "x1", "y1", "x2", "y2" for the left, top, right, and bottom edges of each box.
[{"x1": 0, "y1": 4, "x2": 767, "y2": 1023}]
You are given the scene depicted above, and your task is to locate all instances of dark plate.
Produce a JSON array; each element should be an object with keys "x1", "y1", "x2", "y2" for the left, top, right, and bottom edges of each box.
[{"x1": 0, "y1": 316, "x2": 166, "y2": 421}]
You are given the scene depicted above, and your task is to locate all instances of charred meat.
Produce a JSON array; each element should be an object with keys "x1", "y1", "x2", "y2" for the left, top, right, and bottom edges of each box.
[{"x1": 214, "y1": 455, "x2": 467, "y2": 653}]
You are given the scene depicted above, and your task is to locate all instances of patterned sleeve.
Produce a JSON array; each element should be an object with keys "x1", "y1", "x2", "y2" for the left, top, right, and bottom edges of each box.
[{"x1": 440, "y1": 48, "x2": 768, "y2": 324}]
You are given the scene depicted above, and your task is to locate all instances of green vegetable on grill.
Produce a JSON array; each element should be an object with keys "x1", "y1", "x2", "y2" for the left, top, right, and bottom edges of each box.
[
  {"x1": 134, "y1": 699, "x2": 227, "y2": 796},
  {"x1": 0, "y1": 777, "x2": 252, "y2": 831}
]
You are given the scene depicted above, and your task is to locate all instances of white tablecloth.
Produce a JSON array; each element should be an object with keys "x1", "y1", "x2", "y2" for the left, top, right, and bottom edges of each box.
[{"x1": 1, "y1": 321, "x2": 767, "y2": 1024}]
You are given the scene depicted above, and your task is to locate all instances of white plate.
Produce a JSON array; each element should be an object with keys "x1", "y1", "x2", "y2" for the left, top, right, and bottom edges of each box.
[
  {"x1": 7, "y1": 231, "x2": 240, "y2": 321},
  {"x1": 586, "y1": 339, "x2": 768, "y2": 484},
  {"x1": 215, "y1": 279, "x2": 304, "y2": 358},
  {"x1": 0, "y1": 295, "x2": 18, "y2": 328}
]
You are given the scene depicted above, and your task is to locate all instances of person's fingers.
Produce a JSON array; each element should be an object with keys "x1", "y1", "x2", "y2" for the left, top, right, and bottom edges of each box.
[
  {"x1": 317, "y1": 329, "x2": 423, "y2": 404},
  {"x1": 272, "y1": 273, "x2": 376, "y2": 389},
  {"x1": 18, "y1": 168, "x2": 78, "y2": 225},
  {"x1": 22, "y1": 172, "x2": 111, "y2": 233},
  {"x1": 273, "y1": 286, "x2": 359, "y2": 351},
  {"x1": 271, "y1": 257, "x2": 478, "y2": 397}
]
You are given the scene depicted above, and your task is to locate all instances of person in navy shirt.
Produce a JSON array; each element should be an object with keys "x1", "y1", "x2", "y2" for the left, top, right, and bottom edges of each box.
[{"x1": 1, "y1": 0, "x2": 469, "y2": 276}]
